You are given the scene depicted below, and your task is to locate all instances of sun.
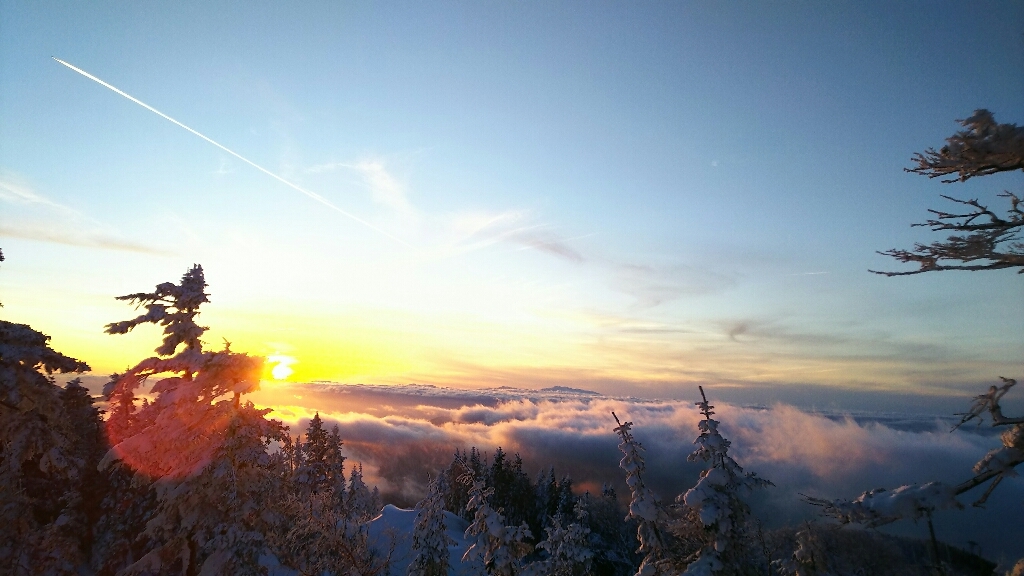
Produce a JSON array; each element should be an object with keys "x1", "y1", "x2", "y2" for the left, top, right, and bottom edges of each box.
[{"x1": 268, "y1": 354, "x2": 296, "y2": 381}]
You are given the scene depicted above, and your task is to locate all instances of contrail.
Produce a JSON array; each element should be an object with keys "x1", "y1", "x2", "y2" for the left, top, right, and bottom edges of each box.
[{"x1": 52, "y1": 57, "x2": 411, "y2": 248}]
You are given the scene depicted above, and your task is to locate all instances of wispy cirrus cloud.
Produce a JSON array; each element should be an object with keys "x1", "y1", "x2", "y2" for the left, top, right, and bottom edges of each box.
[
  {"x1": 346, "y1": 159, "x2": 416, "y2": 217},
  {"x1": 612, "y1": 261, "x2": 737, "y2": 307},
  {"x1": 444, "y1": 211, "x2": 585, "y2": 263},
  {"x1": 305, "y1": 158, "x2": 588, "y2": 263},
  {"x1": 0, "y1": 172, "x2": 172, "y2": 255},
  {"x1": 0, "y1": 224, "x2": 173, "y2": 255},
  {"x1": 306, "y1": 158, "x2": 416, "y2": 217}
]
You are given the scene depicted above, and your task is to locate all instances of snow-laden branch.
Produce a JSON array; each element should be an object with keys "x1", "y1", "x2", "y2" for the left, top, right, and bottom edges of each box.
[
  {"x1": 807, "y1": 377, "x2": 1024, "y2": 524},
  {"x1": 804, "y1": 483, "x2": 962, "y2": 528},
  {"x1": 954, "y1": 377, "x2": 1024, "y2": 428},
  {"x1": 874, "y1": 110, "x2": 1024, "y2": 276},
  {"x1": 907, "y1": 109, "x2": 1024, "y2": 182}
]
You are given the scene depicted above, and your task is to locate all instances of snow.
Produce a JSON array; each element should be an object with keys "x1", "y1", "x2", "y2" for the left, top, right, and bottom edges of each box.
[
  {"x1": 365, "y1": 505, "x2": 482, "y2": 575},
  {"x1": 811, "y1": 482, "x2": 962, "y2": 527}
]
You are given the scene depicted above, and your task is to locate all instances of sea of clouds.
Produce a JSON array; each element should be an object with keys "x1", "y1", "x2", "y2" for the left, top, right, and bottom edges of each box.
[{"x1": 248, "y1": 381, "x2": 1023, "y2": 563}]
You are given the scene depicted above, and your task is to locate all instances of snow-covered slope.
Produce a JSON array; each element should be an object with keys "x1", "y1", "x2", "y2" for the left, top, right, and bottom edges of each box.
[{"x1": 367, "y1": 505, "x2": 483, "y2": 575}]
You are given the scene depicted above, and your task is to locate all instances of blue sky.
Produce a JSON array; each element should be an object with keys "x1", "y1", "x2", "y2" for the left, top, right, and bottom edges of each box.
[{"x1": 1, "y1": 1, "x2": 1021, "y2": 410}]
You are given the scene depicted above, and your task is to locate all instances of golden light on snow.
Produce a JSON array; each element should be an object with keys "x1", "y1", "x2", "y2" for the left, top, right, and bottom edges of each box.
[{"x1": 268, "y1": 354, "x2": 296, "y2": 380}]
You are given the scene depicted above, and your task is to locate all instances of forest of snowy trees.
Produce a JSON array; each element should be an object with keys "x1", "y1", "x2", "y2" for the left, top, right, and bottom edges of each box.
[{"x1": 1, "y1": 109, "x2": 1021, "y2": 576}]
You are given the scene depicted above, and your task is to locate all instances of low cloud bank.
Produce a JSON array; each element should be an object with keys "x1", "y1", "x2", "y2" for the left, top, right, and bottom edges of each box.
[{"x1": 251, "y1": 382, "x2": 1023, "y2": 562}]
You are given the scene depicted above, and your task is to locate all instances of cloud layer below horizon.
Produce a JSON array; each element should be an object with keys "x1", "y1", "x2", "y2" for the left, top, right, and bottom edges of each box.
[{"x1": 247, "y1": 381, "x2": 1023, "y2": 562}]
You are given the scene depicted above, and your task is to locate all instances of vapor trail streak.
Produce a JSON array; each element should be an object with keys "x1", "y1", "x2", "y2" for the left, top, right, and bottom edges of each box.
[{"x1": 52, "y1": 57, "x2": 411, "y2": 247}]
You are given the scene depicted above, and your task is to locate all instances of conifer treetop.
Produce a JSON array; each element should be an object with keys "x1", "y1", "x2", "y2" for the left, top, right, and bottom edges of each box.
[{"x1": 104, "y1": 264, "x2": 210, "y2": 356}]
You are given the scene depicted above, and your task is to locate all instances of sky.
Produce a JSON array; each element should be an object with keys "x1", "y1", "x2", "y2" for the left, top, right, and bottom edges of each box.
[{"x1": 1, "y1": 1, "x2": 1022, "y2": 411}]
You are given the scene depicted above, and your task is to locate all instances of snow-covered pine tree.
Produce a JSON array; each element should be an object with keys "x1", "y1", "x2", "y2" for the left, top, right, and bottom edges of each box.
[
  {"x1": 408, "y1": 473, "x2": 455, "y2": 576},
  {"x1": 292, "y1": 412, "x2": 346, "y2": 502},
  {"x1": 57, "y1": 379, "x2": 108, "y2": 564},
  {"x1": 678, "y1": 386, "x2": 772, "y2": 576},
  {"x1": 271, "y1": 489, "x2": 391, "y2": 576},
  {"x1": 371, "y1": 485, "x2": 383, "y2": 515},
  {"x1": 526, "y1": 497, "x2": 594, "y2": 576},
  {"x1": 98, "y1": 265, "x2": 288, "y2": 575},
  {"x1": 327, "y1": 424, "x2": 347, "y2": 497},
  {"x1": 442, "y1": 449, "x2": 473, "y2": 520},
  {"x1": 587, "y1": 486, "x2": 640, "y2": 575},
  {"x1": 773, "y1": 523, "x2": 828, "y2": 576},
  {"x1": 612, "y1": 411, "x2": 667, "y2": 576},
  {"x1": 0, "y1": 302, "x2": 92, "y2": 575},
  {"x1": 297, "y1": 412, "x2": 329, "y2": 492},
  {"x1": 461, "y1": 468, "x2": 533, "y2": 575},
  {"x1": 347, "y1": 462, "x2": 379, "y2": 520},
  {"x1": 270, "y1": 418, "x2": 384, "y2": 576}
]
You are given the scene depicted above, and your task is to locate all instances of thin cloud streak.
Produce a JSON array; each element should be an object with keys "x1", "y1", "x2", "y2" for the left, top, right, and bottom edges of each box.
[
  {"x1": 0, "y1": 174, "x2": 171, "y2": 255},
  {"x1": 0, "y1": 224, "x2": 173, "y2": 256},
  {"x1": 52, "y1": 57, "x2": 412, "y2": 248},
  {"x1": 0, "y1": 177, "x2": 72, "y2": 211},
  {"x1": 345, "y1": 160, "x2": 415, "y2": 217}
]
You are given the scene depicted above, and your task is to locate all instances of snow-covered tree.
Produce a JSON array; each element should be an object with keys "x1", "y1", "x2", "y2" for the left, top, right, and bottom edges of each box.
[
  {"x1": 0, "y1": 310, "x2": 92, "y2": 575},
  {"x1": 99, "y1": 265, "x2": 288, "y2": 575},
  {"x1": 291, "y1": 412, "x2": 346, "y2": 501},
  {"x1": 613, "y1": 412, "x2": 669, "y2": 576},
  {"x1": 461, "y1": 467, "x2": 533, "y2": 575},
  {"x1": 526, "y1": 497, "x2": 594, "y2": 576},
  {"x1": 873, "y1": 109, "x2": 1023, "y2": 276},
  {"x1": 271, "y1": 489, "x2": 391, "y2": 576},
  {"x1": 408, "y1": 474, "x2": 455, "y2": 576},
  {"x1": 677, "y1": 387, "x2": 772, "y2": 576},
  {"x1": 0, "y1": 250, "x2": 99, "y2": 573},
  {"x1": 347, "y1": 462, "x2": 381, "y2": 521}
]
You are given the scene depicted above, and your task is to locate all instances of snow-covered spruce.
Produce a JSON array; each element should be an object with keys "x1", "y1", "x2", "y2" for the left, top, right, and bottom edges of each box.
[
  {"x1": 461, "y1": 472, "x2": 532, "y2": 575},
  {"x1": 612, "y1": 411, "x2": 667, "y2": 576},
  {"x1": 408, "y1": 474, "x2": 455, "y2": 576},
  {"x1": 271, "y1": 489, "x2": 390, "y2": 576},
  {"x1": 347, "y1": 462, "x2": 382, "y2": 521},
  {"x1": 525, "y1": 497, "x2": 594, "y2": 576},
  {"x1": 678, "y1": 386, "x2": 772, "y2": 576},
  {"x1": 0, "y1": 318, "x2": 93, "y2": 576},
  {"x1": 99, "y1": 265, "x2": 289, "y2": 575},
  {"x1": 287, "y1": 412, "x2": 347, "y2": 504}
]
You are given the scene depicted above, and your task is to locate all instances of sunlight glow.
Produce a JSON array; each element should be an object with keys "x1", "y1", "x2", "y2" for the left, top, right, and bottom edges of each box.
[{"x1": 268, "y1": 354, "x2": 296, "y2": 380}]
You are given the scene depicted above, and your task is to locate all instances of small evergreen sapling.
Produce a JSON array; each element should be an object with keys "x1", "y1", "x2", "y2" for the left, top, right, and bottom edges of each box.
[
  {"x1": 408, "y1": 474, "x2": 455, "y2": 576},
  {"x1": 613, "y1": 411, "x2": 668, "y2": 576},
  {"x1": 678, "y1": 386, "x2": 772, "y2": 576}
]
